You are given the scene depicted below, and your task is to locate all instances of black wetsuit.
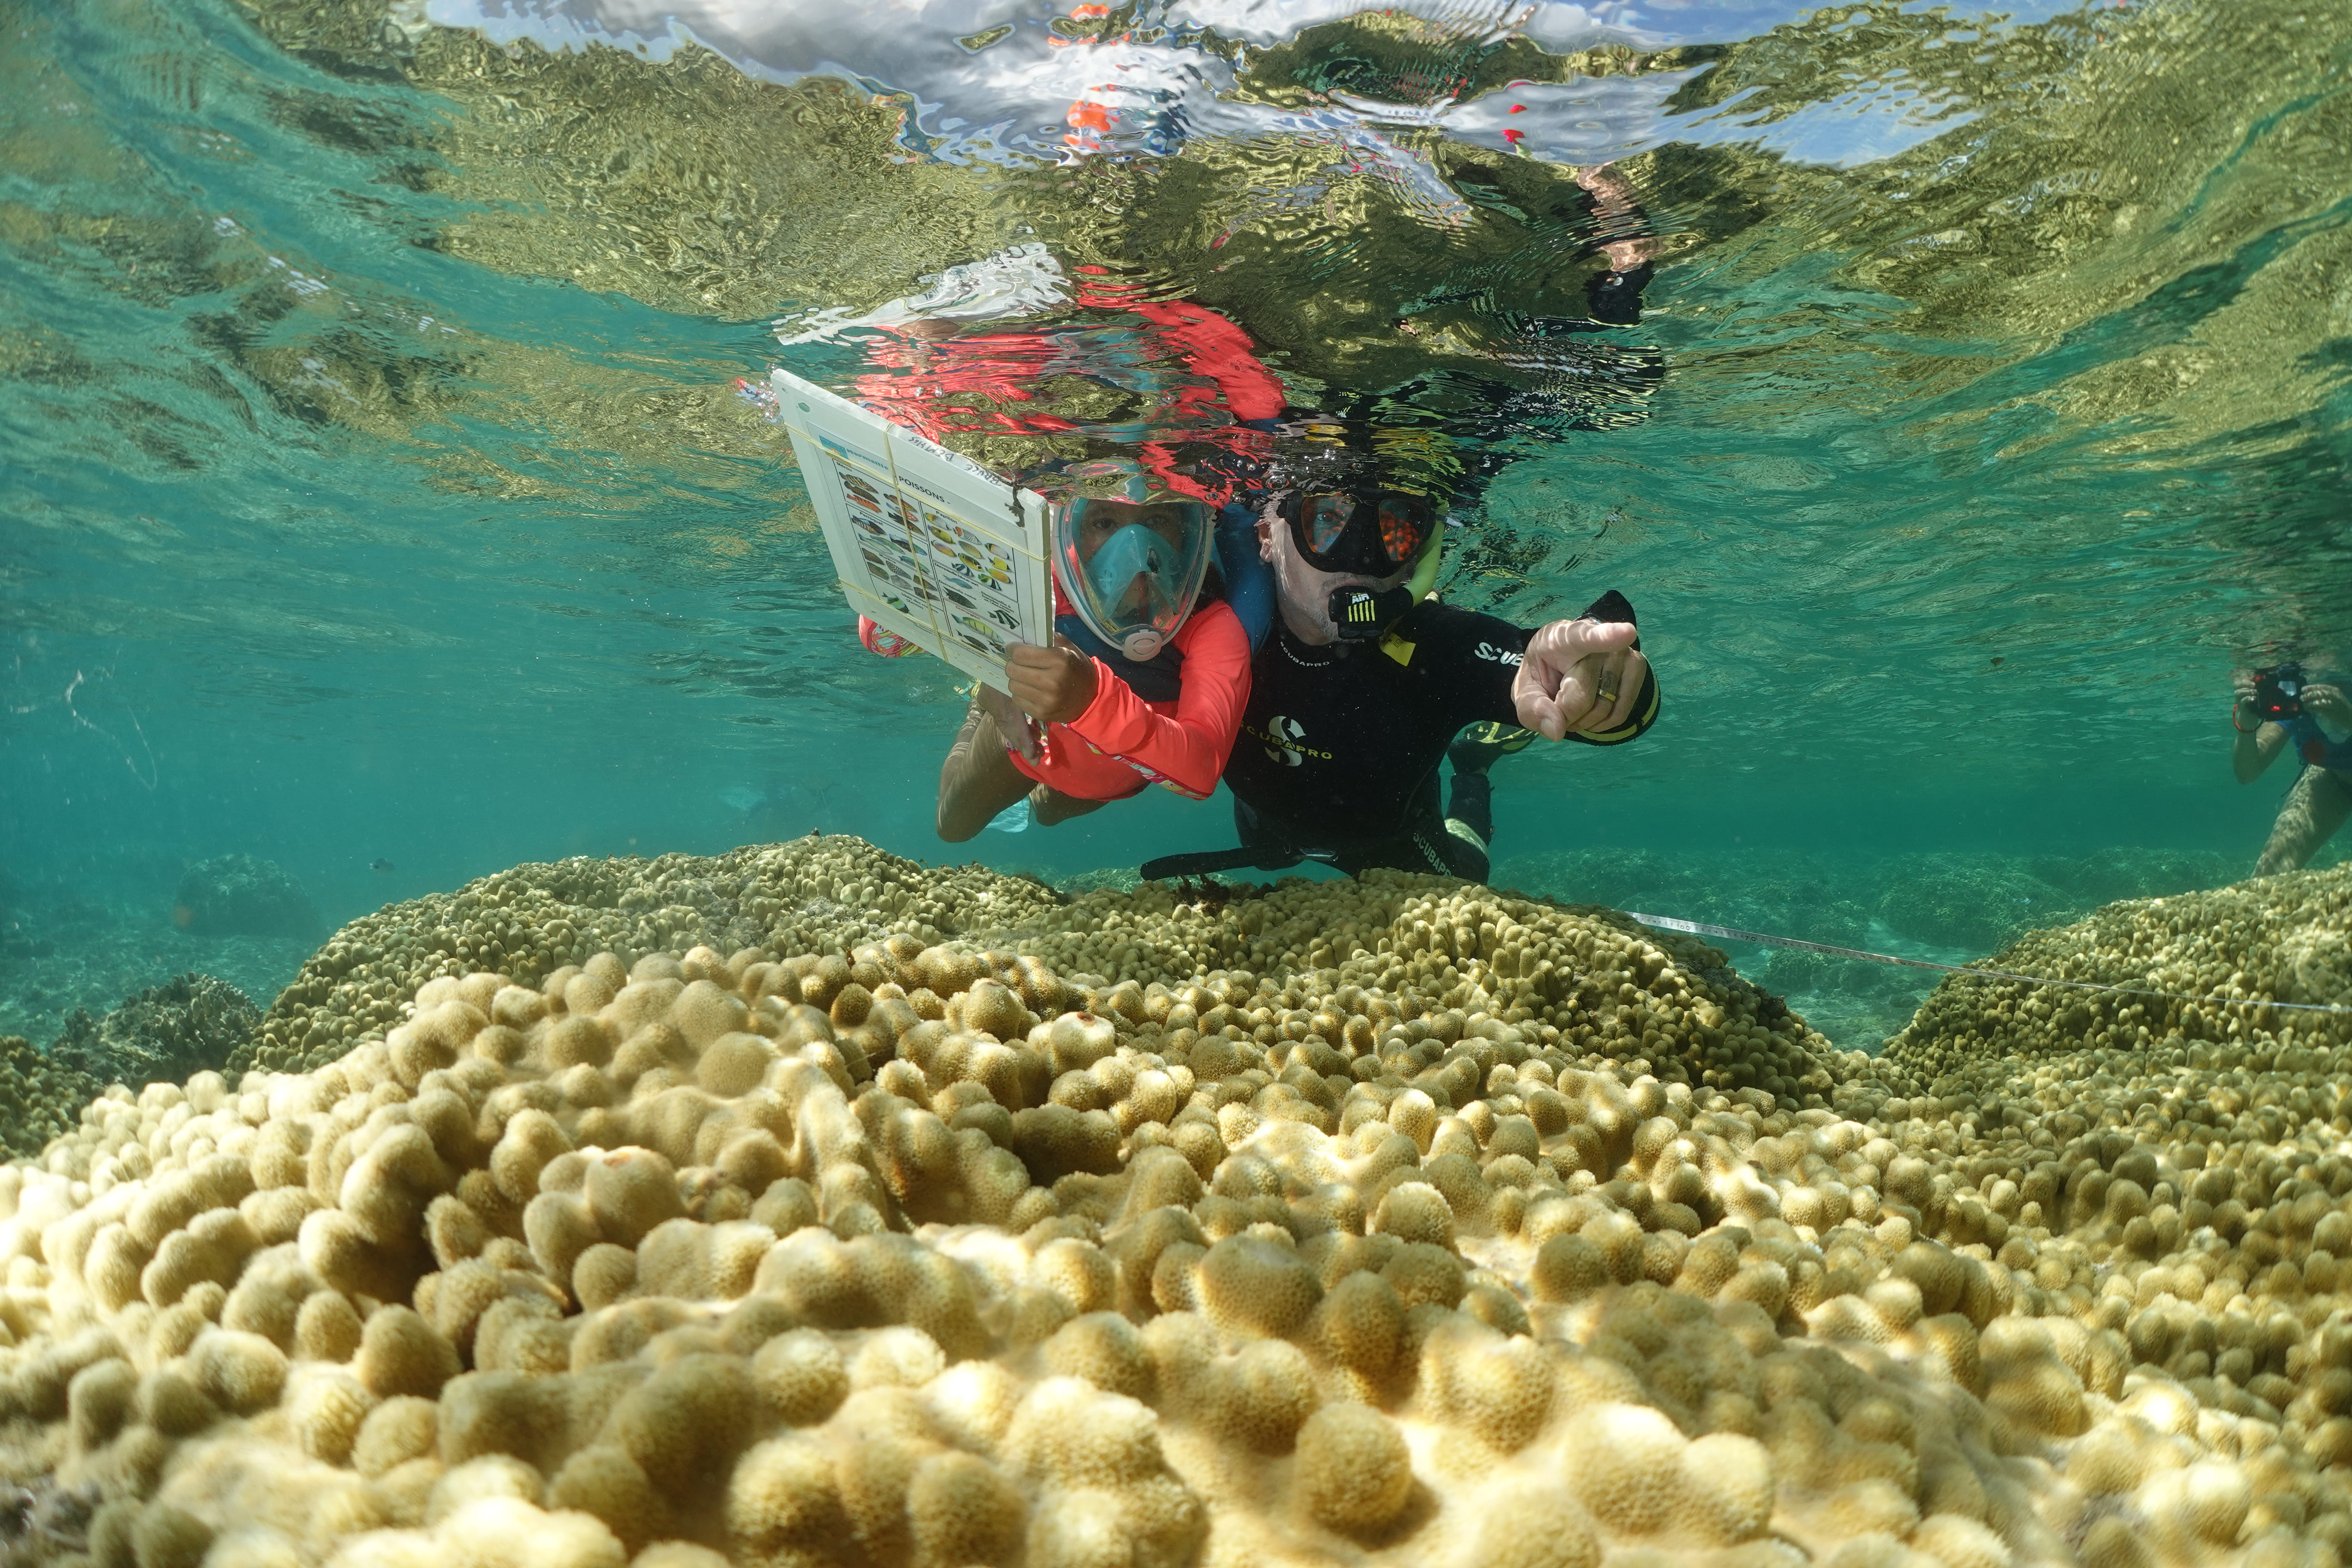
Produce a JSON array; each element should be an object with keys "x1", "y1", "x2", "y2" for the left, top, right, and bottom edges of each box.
[{"x1": 1203, "y1": 591, "x2": 1658, "y2": 882}]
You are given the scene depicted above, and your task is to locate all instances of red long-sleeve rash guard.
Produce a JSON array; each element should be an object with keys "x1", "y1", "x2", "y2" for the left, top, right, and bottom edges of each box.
[{"x1": 1008, "y1": 600, "x2": 1250, "y2": 803}]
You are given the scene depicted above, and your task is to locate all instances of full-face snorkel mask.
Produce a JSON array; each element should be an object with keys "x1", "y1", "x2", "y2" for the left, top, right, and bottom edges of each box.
[{"x1": 1050, "y1": 468, "x2": 1214, "y2": 661}]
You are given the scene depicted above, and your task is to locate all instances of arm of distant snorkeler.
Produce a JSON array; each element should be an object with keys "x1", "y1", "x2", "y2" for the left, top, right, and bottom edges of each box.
[
  {"x1": 2229, "y1": 668, "x2": 2286, "y2": 783},
  {"x1": 1061, "y1": 603, "x2": 1252, "y2": 799}
]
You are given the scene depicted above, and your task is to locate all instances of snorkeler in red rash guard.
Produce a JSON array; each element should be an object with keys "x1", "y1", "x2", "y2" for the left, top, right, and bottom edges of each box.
[
  {"x1": 935, "y1": 472, "x2": 1251, "y2": 841},
  {"x1": 777, "y1": 261, "x2": 1286, "y2": 840}
]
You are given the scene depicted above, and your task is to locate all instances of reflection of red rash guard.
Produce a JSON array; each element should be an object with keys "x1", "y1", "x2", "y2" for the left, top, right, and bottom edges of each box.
[
  {"x1": 846, "y1": 285, "x2": 1285, "y2": 505},
  {"x1": 1009, "y1": 599, "x2": 1249, "y2": 802},
  {"x1": 1105, "y1": 298, "x2": 1286, "y2": 422}
]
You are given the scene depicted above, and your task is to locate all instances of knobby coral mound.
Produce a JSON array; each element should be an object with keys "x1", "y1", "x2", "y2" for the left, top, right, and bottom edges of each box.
[
  {"x1": 235, "y1": 840, "x2": 1066, "y2": 1077},
  {"x1": 1886, "y1": 861, "x2": 2352, "y2": 1075},
  {"x1": 49, "y1": 976, "x2": 258, "y2": 1099},
  {"x1": 173, "y1": 857, "x2": 320, "y2": 943},
  {"x1": 0, "y1": 847, "x2": 2346, "y2": 1568},
  {"x1": 0, "y1": 1038, "x2": 100, "y2": 1164},
  {"x1": 236, "y1": 838, "x2": 1832, "y2": 1099}
]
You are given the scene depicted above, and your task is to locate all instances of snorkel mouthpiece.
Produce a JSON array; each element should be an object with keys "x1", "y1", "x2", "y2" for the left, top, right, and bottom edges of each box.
[
  {"x1": 1084, "y1": 523, "x2": 1184, "y2": 662},
  {"x1": 1325, "y1": 526, "x2": 1442, "y2": 641},
  {"x1": 1329, "y1": 584, "x2": 1415, "y2": 640}
]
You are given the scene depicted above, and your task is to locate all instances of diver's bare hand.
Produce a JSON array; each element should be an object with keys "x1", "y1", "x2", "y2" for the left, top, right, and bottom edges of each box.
[
  {"x1": 1576, "y1": 163, "x2": 1659, "y2": 270},
  {"x1": 1513, "y1": 617, "x2": 1647, "y2": 740},
  {"x1": 2307, "y1": 683, "x2": 2352, "y2": 727},
  {"x1": 974, "y1": 683, "x2": 1041, "y2": 763},
  {"x1": 1006, "y1": 637, "x2": 1100, "y2": 725},
  {"x1": 2228, "y1": 668, "x2": 2272, "y2": 732}
]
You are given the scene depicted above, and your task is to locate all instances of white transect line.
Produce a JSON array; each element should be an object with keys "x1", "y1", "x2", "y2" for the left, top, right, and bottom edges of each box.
[{"x1": 1623, "y1": 911, "x2": 2352, "y2": 1018}]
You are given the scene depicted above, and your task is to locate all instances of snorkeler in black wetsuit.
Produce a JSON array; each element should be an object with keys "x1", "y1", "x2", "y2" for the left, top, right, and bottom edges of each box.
[
  {"x1": 1219, "y1": 587, "x2": 1657, "y2": 878},
  {"x1": 1141, "y1": 416, "x2": 1661, "y2": 885}
]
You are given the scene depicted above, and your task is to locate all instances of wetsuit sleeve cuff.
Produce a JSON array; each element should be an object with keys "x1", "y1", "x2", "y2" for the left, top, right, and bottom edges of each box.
[
  {"x1": 1584, "y1": 261, "x2": 1654, "y2": 325},
  {"x1": 1565, "y1": 663, "x2": 1660, "y2": 747}
]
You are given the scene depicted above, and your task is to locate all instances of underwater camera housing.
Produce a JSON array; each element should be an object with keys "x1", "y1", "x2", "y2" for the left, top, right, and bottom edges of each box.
[
  {"x1": 2254, "y1": 661, "x2": 2306, "y2": 721},
  {"x1": 1329, "y1": 584, "x2": 1416, "y2": 641}
]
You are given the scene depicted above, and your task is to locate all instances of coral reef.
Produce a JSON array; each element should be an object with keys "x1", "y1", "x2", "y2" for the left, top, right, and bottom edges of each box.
[
  {"x1": 0, "y1": 975, "x2": 257, "y2": 1164},
  {"x1": 173, "y1": 856, "x2": 321, "y2": 943},
  {"x1": 232, "y1": 841, "x2": 1069, "y2": 1077},
  {"x1": 1497, "y1": 846, "x2": 2239, "y2": 1049},
  {"x1": 0, "y1": 1037, "x2": 100, "y2": 1163},
  {"x1": 0, "y1": 845, "x2": 2347, "y2": 1568},
  {"x1": 1887, "y1": 864, "x2": 2352, "y2": 1073},
  {"x1": 47, "y1": 975, "x2": 259, "y2": 1096},
  {"x1": 0, "y1": 886, "x2": 309, "y2": 1056}
]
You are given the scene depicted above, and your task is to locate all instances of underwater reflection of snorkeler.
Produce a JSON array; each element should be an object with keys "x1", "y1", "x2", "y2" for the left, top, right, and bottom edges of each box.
[
  {"x1": 2233, "y1": 659, "x2": 2352, "y2": 874},
  {"x1": 935, "y1": 490, "x2": 1250, "y2": 842}
]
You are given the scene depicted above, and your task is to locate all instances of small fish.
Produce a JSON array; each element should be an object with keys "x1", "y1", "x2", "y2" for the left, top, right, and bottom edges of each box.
[{"x1": 369, "y1": 858, "x2": 395, "y2": 873}]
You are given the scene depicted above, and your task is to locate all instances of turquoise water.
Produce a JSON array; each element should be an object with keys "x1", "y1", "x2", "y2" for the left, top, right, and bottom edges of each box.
[{"x1": 3, "y1": 0, "x2": 2350, "y2": 1051}]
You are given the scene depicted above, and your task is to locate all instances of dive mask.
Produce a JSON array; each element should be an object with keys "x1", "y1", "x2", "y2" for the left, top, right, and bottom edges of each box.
[
  {"x1": 1279, "y1": 488, "x2": 1439, "y2": 577},
  {"x1": 1277, "y1": 487, "x2": 1443, "y2": 641},
  {"x1": 1052, "y1": 494, "x2": 1214, "y2": 661}
]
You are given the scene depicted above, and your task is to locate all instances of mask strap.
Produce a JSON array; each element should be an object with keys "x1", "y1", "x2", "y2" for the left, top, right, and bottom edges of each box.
[{"x1": 1404, "y1": 526, "x2": 1444, "y2": 600}]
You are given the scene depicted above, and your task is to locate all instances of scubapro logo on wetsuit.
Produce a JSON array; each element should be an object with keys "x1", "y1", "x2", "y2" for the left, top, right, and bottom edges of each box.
[
  {"x1": 1247, "y1": 716, "x2": 1332, "y2": 767},
  {"x1": 1473, "y1": 641, "x2": 1524, "y2": 667}
]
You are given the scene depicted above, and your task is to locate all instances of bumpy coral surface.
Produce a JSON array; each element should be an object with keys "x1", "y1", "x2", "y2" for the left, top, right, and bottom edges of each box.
[
  {"x1": 1887, "y1": 864, "x2": 2352, "y2": 1073},
  {"x1": 0, "y1": 844, "x2": 2347, "y2": 1568},
  {"x1": 236, "y1": 841, "x2": 1066, "y2": 1076},
  {"x1": 0, "y1": 1036, "x2": 101, "y2": 1163}
]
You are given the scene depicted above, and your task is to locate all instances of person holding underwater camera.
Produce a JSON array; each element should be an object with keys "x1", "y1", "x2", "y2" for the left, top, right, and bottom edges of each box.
[{"x1": 2232, "y1": 659, "x2": 2352, "y2": 874}]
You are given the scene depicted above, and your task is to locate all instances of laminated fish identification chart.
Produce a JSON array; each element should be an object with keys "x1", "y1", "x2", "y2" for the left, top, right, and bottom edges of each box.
[{"x1": 769, "y1": 368, "x2": 1053, "y2": 688}]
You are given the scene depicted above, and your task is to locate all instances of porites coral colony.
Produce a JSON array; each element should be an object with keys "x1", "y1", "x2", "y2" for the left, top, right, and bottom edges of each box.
[{"x1": 0, "y1": 834, "x2": 2348, "y2": 1568}]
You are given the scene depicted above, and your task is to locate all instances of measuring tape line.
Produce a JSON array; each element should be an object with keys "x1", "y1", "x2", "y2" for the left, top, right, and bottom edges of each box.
[{"x1": 1622, "y1": 911, "x2": 2352, "y2": 1018}]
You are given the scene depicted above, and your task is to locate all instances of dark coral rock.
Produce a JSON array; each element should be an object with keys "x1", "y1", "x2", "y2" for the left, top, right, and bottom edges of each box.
[
  {"x1": 173, "y1": 854, "x2": 320, "y2": 940},
  {"x1": 49, "y1": 973, "x2": 258, "y2": 1093}
]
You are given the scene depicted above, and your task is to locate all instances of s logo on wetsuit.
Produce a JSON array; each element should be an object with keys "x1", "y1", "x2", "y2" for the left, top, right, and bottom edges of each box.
[{"x1": 1265, "y1": 714, "x2": 1306, "y2": 767}]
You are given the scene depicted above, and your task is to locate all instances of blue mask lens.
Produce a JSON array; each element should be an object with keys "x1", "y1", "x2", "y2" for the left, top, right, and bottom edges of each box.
[{"x1": 1085, "y1": 522, "x2": 1179, "y2": 617}]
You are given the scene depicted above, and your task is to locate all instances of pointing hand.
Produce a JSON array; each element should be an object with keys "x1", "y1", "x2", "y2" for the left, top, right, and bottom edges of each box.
[{"x1": 1513, "y1": 617, "x2": 1647, "y2": 741}]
